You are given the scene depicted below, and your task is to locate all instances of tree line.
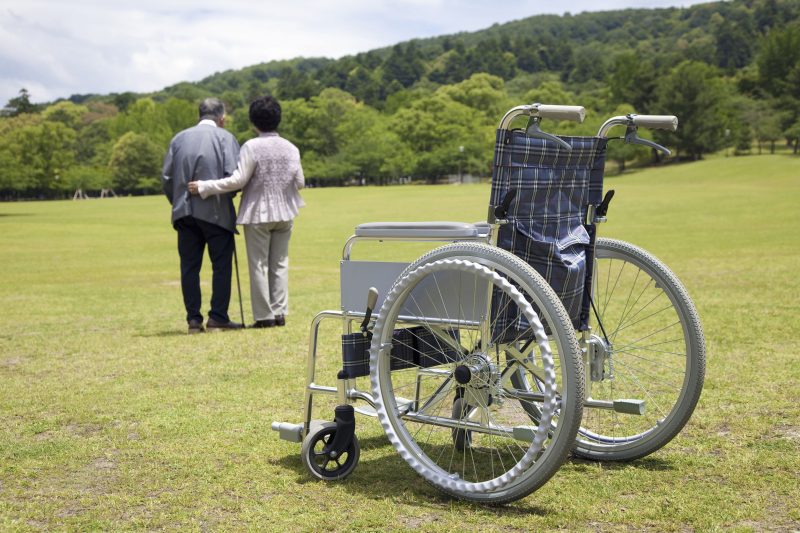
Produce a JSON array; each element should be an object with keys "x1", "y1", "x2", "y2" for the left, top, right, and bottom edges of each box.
[{"x1": 1, "y1": 0, "x2": 799, "y2": 199}]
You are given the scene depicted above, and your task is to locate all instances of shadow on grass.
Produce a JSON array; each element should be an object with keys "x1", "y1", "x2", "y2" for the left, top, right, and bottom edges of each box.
[
  {"x1": 0, "y1": 213, "x2": 33, "y2": 217},
  {"x1": 135, "y1": 330, "x2": 199, "y2": 338},
  {"x1": 567, "y1": 454, "x2": 675, "y2": 472},
  {"x1": 271, "y1": 434, "x2": 551, "y2": 514}
]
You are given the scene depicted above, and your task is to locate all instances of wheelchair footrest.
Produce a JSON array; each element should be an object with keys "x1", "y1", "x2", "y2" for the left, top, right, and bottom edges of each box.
[{"x1": 271, "y1": 421, "x2": 304, "y2": 442}]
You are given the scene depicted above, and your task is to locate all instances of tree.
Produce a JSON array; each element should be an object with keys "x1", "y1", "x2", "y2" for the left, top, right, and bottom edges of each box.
[
  {"x1": 108, "y1": 132, "x2": 163, "y2": 194},
  {"x1": 654, "y1": 61, "x2": 732, "y2": 159},
  {"x1": 58, "y1": 165, "x2": 113, "y2": 195},
  {"x1": 438, "y1": 73, "x2": 508, "y2": 121},
  {"x1": 609, "y1": 52, "x2": 656, "y2": 111},
  {"x1": 162, "y1": 98, "x2": 197, "y2": 135},
  {"x1": 7, "y1": 122, "x2": 77, "y2": 194},
  {"x1": 6, "y1": 88, "x2": 37, "y2": 115},
  {"x1": 382, "y1": 43, "x2": 425, "y2": 88},
  {"x1": 712, "y1": 16, "x2": 753, "y2": 70},
  {"x1": 276, "y1": 67, "x2": 320, "y2": 100},
  {"x1": 785, "y1": 120, "x2": 800, "y2": 154},
  {"x1": 110, "y1": 97, "x2": 173, "y2": 149},
  {"x1": 390, "y1": 92, "x2": 493, "y2": 181},
  {"x1": 345, "y1": 67, "x2": 381, "y2": 106},
  {"x1": 333, "y1": 105, "x2": 413, "y2": 183},
  {"x1": 42, "y1": 101, "x2": 88, "y2": 129},
  {"x1": 757, "y1": 23, "x2": 800, "y2": 100}
]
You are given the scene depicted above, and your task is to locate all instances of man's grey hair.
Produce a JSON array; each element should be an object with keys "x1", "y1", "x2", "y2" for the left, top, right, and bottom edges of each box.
[{"x1": 198, "y1": 98, "x2": 225, "y2": 120}]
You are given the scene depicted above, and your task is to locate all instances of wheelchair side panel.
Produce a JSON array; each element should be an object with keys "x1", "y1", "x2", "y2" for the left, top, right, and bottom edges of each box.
[
  {"x1": 341, "y1": 260, "x2": 488, "y2": 323},
  {"x1": 340, "y1": 261, "x2": 408, "y2": 314}
]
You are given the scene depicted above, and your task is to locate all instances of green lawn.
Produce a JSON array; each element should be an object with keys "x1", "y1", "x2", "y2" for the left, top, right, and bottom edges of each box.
[{"x1": 1, "y1": 154, "x2": 798, "y2": 531}]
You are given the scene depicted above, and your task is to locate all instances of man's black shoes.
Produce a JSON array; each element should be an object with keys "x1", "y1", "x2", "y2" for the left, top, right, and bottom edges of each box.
[
  {"x1": 206, "y1": 318, "x2": 245, "y2": 331},
  {"x1": 188, "y1": 319, "x2": 205, "y2": 334}
]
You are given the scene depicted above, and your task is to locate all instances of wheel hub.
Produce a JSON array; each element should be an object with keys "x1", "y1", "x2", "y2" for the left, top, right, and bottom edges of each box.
[
  {"x1": 455, "y1": 353, "x2": 493, "y2": 406},
  {"x1": 587, "y1": 334, "x2": 613, "y2": 381}
]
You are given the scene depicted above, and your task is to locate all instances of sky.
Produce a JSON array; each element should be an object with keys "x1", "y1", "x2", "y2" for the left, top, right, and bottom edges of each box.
[{"x1": 0, "y1": 0, "x2": 712, "y2": 105}]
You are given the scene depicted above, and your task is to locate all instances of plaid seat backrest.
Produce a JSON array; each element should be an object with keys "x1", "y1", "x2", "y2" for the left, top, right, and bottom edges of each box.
[{"x1": 489, "y1": 129, "x2": 607, "y2": 330}]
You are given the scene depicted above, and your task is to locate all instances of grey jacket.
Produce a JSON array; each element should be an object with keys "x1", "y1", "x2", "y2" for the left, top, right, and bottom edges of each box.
[{"x1": 162, "y1": 121, "x2": 240, "y2": 232}]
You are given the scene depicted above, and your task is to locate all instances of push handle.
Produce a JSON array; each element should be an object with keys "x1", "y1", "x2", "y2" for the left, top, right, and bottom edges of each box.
[
  {"x1": 535, "y1": 104, "x2": 586, "y2": 123},
  {"x1": 359, "y1": 287, "x2": 379, "y2": 335},
  {"x1": 598, "y1": 114, "x2": 680, "y2": 138},
  {"x1": 631, "y1": 115, "x2": 678, "y2": 131},
  {"x1": 499, "y1": 103, "x2": 586, "y2": 130}
]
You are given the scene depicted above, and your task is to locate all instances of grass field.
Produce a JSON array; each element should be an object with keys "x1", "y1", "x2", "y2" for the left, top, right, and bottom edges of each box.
[{"x1": 1, "y1": 154, "x2": 798, "y2": 531}]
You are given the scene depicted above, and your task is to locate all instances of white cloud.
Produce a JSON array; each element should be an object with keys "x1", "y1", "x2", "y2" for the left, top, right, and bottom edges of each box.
[{"x1": 0, "y1": 0, "x2": 710, "y2": 104}]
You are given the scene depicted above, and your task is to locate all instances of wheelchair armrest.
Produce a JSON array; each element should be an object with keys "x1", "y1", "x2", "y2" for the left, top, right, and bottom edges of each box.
[
  {"x1": 473, "y1": 222, "x2": 490, "y2": 237},
  {"x1": 354, "y1": 221, "x2": 481, "y2": 239}
]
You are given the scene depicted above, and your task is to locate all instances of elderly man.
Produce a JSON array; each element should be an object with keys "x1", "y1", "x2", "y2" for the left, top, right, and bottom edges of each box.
[{"x1": 162, "y1": 98, "x2": 244, "y2": 333}]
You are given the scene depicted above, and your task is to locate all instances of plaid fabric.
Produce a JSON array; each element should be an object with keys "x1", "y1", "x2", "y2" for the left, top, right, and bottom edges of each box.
[
  {"x1": 490, "y1": 129, "x2": 607, "y2": 329},
  {"x1": 341, "y1": 327, "x2": 460, "y2": 378}
]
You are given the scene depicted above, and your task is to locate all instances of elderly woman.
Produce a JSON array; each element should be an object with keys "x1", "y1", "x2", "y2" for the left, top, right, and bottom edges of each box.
[{"x1": 188, "y1": 95, "x2": 304, "y2": 328}]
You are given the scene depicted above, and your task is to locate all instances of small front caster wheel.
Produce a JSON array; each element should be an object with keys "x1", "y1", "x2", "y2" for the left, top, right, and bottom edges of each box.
[{"x1": 301, "y1": 422, "x2": 360, "y2": 480}]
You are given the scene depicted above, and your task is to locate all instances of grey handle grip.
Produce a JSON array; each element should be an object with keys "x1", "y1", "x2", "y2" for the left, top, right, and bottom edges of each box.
[
  {"x1": 366, "y1": 287, "x2": 378, "y2": 310},
  {"x1": 631, "y1": 115, "x2": 678, "y2": 131},
  {"x1": 499, "y1": 104, "x2": 586, "y2": 129},
  {"x1": 359, "y1": 286, "x2": 380, "y2": 334},
  {"x1": 535, "y1": 105, "x2": 586, "y2": 123}
]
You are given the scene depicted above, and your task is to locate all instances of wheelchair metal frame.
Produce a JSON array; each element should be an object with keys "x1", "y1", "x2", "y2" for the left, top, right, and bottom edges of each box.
[{"x1": 272, "y1": 103, "x2": 704, "y2": 503}]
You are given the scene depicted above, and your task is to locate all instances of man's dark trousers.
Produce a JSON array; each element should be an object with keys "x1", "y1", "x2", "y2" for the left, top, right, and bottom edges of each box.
[{"x1": 175, "y1": 216, "x2": 234, "y2": 323}]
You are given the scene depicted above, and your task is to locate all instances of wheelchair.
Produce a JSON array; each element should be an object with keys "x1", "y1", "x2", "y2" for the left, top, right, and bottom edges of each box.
[{"x1": 272, "y1": 103, "x2": 706, "y2": 504}]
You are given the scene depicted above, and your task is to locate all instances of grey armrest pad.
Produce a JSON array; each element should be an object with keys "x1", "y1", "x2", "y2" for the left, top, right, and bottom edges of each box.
[{"x1": 354, "y1": 221, "x2": 480, "y2": 239}]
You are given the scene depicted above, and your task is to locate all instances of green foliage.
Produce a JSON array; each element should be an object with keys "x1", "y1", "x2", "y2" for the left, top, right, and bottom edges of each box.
[
  {"x1": 108, "y1": 132, "x2": 163, "y2": 194},
  {"x1": 390, "y1": 88, "x2": 494, "y2": 179},
  {"x1": 42, "y1": 101, "x2": 89, "y2": 129},
  {"x1": 59, "y1": 165, "x2": 113, "y2": 193},
  {"x1": 786, "y1": 120, "x2": 800, "y2": 153},
  {"x1": 756, "y1": 22, "x2": 800, "y2": 100},
  {"x1": 1, "y1": 0, "x2": 799, "y2": 198},
  {"x1": 5, "y1": 122, "x2": 77, "y2": 193},
  {"x1": 609, "y1": 52, "x2": 656, "y2": 111},
  {"x1": 109, "y1": 98, "x2": 173, "y2": 149},
  {"x1": 654, "y1": 61, "x2": 733, "y2": 159},
  {"x1": 5, "y1": 88, "x2": 37, "y2": 115}
]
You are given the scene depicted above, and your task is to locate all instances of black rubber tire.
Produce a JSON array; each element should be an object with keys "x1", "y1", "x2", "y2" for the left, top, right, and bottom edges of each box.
[{"x1": 301, "y1": 422, "x2": 360, "y2": 481}]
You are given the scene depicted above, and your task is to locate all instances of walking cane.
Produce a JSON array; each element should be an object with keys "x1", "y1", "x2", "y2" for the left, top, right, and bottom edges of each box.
[{"x1": 233, "y1": 238, "x2": 246, "y2": 328}]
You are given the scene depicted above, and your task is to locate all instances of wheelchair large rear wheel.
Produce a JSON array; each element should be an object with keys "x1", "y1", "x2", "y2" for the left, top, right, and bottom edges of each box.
[
  {"x1": 574, "y1": 238, "x2": 705, "y2": 461},
  {"x1": 370, "y1": 243, "x2": 583, "y2": 503}
]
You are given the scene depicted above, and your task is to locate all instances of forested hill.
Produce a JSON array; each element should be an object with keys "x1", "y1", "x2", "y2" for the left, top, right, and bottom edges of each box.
[{"x1": 2, "y1": 0, "x2": 799, "y2": 198}]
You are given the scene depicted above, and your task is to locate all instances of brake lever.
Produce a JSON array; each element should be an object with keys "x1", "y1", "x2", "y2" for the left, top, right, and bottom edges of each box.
[
  {"x1": 526, "y1": 117, "x2": 572, "y2": 152},
  {"x1": 624, "y1": 125, "x2": 671, "y2": 155}
]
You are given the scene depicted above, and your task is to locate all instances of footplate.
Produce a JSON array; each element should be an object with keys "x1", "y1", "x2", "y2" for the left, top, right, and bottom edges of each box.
[{"x1": 271, "y1": 421, "x2": 304, "y2": 442}]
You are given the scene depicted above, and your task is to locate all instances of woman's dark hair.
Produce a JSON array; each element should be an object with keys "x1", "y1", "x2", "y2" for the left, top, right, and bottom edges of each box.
[{"x1": 249, "y1": 96, "x2": 281, "y2": 132}]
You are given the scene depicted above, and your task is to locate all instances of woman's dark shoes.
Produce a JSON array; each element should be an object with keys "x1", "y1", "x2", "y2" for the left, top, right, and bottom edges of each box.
[
  {"x1": 251, "y1": 319, "x2": 276, "y2": 328},
  {"x1": 275, "y1": 315, "x2": 286, "y2": 326},
  {"x1": 206, "y1": 318, "x2": 244, "y2": 331}
]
